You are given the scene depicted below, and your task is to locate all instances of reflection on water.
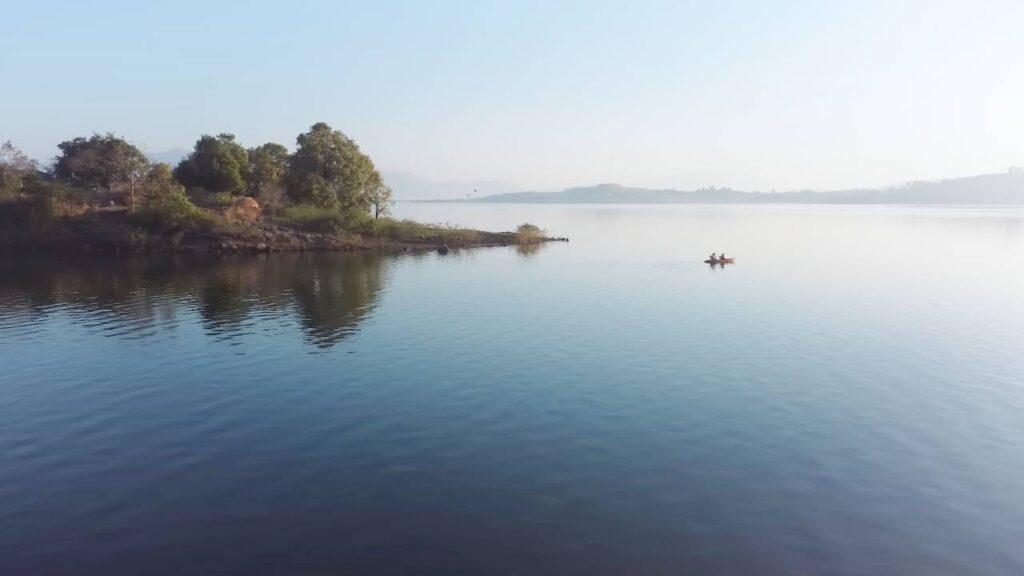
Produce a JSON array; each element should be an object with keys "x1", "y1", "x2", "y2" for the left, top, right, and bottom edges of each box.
[
  {"x1": 515, "y1": 242, "x2": 545, "y2": 257},
  {"x1": 0, "y1": 252, "x2": 390, "y2": 349},
  {"x1": 1, "y1": 204, "x2": 1024, "y2": 575}
]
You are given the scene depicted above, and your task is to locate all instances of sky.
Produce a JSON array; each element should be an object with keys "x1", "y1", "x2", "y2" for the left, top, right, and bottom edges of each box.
[{"x1": 2, "y1": 0, "x2": 1023, "y2": 192}]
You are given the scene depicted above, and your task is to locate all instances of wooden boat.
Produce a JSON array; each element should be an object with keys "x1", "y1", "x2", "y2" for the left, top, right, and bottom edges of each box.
[{"x1": 704, "y1": 257, "x2": 735, "y2": 264}]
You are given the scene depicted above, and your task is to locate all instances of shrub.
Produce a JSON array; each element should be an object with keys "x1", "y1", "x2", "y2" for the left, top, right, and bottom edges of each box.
[
  {"x1": 131, "y1": 164, "x2": 211, "y2": 231},
  {"x1": 516, "y1": 223, "x2": 543, "y2": 244},
  {"x1": 0, "y1": 178, "x2": 83, "y2": 233},
  {"x1": 23, "y1": 178, "x2": 79, "y2": 230},
  {"x1": 134, "y1": 189, "x2": 210, "y2": 231}
]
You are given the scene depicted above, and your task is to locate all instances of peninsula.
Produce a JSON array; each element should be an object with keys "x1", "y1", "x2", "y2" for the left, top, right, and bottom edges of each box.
[{"x1": 0, "y1": 124, "x2": 562, "y2": 254}]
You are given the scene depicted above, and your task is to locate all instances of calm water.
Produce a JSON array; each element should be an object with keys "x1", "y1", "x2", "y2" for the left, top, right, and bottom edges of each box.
[{"x1": 2, "y1": 203, "x2": 1023, "y2": 575}]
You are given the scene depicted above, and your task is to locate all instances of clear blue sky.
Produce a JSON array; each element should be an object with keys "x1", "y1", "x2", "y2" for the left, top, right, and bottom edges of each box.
[{"x1": 3, "y1": 1, "x2": 1022, "y2": 191}]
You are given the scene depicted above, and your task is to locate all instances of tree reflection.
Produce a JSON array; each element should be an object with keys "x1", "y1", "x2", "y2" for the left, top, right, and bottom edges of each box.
[
  {"x1": 515, "y1": 242, "x2": 545, "y2": 257},
  {"x1": 0, "y1": 252, "x2": 391, "y2": 349},
  {"x1": 288, "y1": 252, "x2": 388, "y2": 348}
]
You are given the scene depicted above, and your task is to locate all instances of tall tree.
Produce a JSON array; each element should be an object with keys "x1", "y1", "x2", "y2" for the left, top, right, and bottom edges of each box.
[
  {"x1": 54, "y1": 133, "x2": 149, "y2": 209},
  {"x1": 246, "y1": 142, "x2": 289, "y2": 214},
  {"x1": 174, "y1": 133, "x2": 249, "y2": 195},
  {"x1": 285, "y1": 122, "x2": 381, "y2": 211}
]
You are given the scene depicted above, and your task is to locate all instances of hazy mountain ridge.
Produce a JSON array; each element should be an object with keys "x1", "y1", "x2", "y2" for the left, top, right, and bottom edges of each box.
[
  {"x1": 456, "y1": 172, "x2": 1024, "y2": 205},
  {"x1": 146, "y1": 148, "x2": 190, "y2": 166},
  {"x1": 382, "y1": 171, "x2": 522, "y2": 201}
]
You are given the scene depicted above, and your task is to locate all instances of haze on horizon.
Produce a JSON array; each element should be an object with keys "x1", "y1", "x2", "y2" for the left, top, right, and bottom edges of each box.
[{"x1": 3, "y1": 1, "x2": 1023, "y2": 193}]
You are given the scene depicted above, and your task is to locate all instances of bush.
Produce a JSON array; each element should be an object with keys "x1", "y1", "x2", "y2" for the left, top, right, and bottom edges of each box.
[
  {"x1": 130, "y1": 164, "x2": 211, "y2": 231},
  {"x1": 133, "y1": 190, "x2": 210, "y2": 231},
  {"x1": 516, "y1": 223, "x2": 543, "y2": 244},
  {"x1": 23, "y1": 177, "x2": 80, "y2": 230},
  {"x1": 0, "y1": 178, "x2": 85, "y2": 233}
]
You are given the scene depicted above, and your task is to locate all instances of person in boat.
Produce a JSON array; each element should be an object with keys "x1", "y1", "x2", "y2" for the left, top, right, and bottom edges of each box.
[
  {"x1": 709, "y1": 252, "x2": 717, "y2": 261},
  {"x1": 719, "y1": 252, "x2": 726, "y2": 260}
]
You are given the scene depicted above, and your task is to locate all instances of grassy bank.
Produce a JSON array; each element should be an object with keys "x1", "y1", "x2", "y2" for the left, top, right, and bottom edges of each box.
[{"x1": 0, "y1": 196, "x2": 562, "y2": 255}]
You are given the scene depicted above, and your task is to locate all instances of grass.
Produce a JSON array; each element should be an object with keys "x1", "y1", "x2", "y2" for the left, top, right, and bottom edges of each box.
[
  {"x1": 362, "y1": 218, "x2": 483, "y2": 245},
  {"x1": 270, "y1": 208, "x2": 499, "y2": 247},
  {"x1": 276, "y1": 204, "x2": 351, "y2": 233}
]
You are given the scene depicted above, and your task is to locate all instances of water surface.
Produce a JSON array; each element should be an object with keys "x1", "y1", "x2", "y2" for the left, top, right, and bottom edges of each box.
[{"x1": 2, "y1": 204, "x2": 1023, "y2": 574}]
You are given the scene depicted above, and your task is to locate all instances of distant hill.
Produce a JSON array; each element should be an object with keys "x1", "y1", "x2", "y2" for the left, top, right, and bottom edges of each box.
[
  {"x1": 457, "y1": 172, "x2": 1024, "y2": 205},
  {"x1": 382, "y1": 171, "x2": 521, "y2": 201},
  {"x1": 147, "y1": 148, "x2": 190, "y2": 166}
]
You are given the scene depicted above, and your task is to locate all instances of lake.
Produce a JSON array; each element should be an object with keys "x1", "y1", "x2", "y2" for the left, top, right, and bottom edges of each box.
[{"x1": 2, "y1": 203, "x2": 1023, "y2": 575}]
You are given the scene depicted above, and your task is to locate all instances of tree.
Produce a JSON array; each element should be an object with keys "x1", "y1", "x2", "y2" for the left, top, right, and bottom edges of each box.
[
  {"x1": 367, "y1": 182, "x2": 393, "y2": 219},
  {"x1": 136, "y1": 163, "x2": 202, "y2": 228},
  {"x1": 246, "y1": 142, "x2": 289, "y2": 214},
  {"x1": 112, "y1": 149, "x2": 149, "y2": 212},
  {"x1": 0, "y1": 141, "x2": 37, "y2": 198},
  {"x1": 140, "y1": 164, "x2": 186, "y2": 207},
  {"x1": 174, "y1": 133, "x2": 249, "y2": 195},
  {"x1": 285, "y1": 122, "x2": 381, "y2": 211},
  {"x1": 53, "y1": 133, "x2": 149, "y2": 209}
]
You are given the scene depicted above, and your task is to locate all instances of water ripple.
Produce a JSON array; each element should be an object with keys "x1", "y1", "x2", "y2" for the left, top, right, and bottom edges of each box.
[{"x1": 1, "y1": 206, "x2": 1023, "y2": 575}]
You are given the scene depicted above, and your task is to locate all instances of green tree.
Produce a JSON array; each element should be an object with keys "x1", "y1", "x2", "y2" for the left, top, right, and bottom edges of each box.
[
  {"x1": 54, "y1": 133, "x2": 149, "y2": 208},
  {"x1": 174, "y1": 133, "x2": 249, "y2": 195},
  {"x1": 141, "y1": 164, "x2": 186, "y2": 207},
  {"x1": 246, "y1": 142, "x2": 289, "y2": 214},
  {"x1": 0, "y1": 141, "x2": 37, "y2": 199},
  {"x1": 285, "y1": 122, "x2": 381, "y2": 211},
  {"x1": 136, "y1": 163, "x2": 203, "y2": 229},
  {"x1": 367, "y1": 182, "x2": 393, "y2": 219}
]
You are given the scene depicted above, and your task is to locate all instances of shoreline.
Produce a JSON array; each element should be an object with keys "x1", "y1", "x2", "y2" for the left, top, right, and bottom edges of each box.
[{"x1": 0, "y1": 218, "x2": 568, "y2": 256}]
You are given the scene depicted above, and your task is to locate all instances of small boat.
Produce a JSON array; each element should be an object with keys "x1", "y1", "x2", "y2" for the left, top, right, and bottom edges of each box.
[{"x1": 704, "y1": 257, "x2": 735, "y2": 264}]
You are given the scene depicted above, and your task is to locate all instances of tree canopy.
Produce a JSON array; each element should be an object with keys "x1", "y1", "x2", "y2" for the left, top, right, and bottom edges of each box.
[
  {"x1": 174, "y1": 133, "x2": 249, "y2": 195},
  {"x1": 0, "y1": 141, "x2": 38, "y2": 198},
  {"x1": 35, "y1": 123, "x2": 391, "y2": 218},
  {"x1": 246, "y1": 142, "x2": 289, "y2": 214},
  {"x1": 285, "y1": 123, "x2": 381, "y2": 211},
  {"x1": 247, "y1": 143, "x2": 288, "y2": 192},
  {"x1": 54, "y1": 133, "x2": 148, "y2": 191},
  {"x1": 141, "y1": 164, "x2": 186, "y2": 207}
]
